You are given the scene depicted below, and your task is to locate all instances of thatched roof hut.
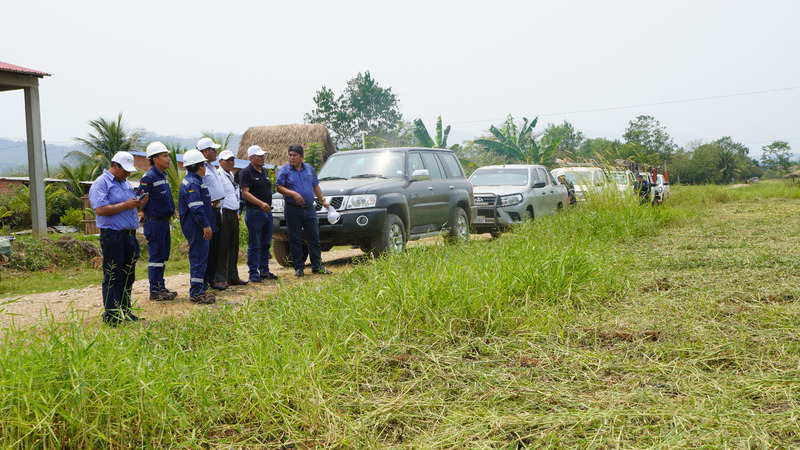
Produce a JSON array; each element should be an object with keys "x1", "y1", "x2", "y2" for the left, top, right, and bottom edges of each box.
[{"x1": 237, "y1": 124, "x2": 336, "y2": 167}]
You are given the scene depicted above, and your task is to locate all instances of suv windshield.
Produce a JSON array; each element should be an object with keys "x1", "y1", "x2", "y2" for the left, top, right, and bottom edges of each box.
[
  {"x1": 470, "y1": 168, "x2": 528, "y2": 186},
  {"x1": 558, "y1": 171, "x2": 593, "y2": 186},
  {"x1": 613, "y1": 173, "x2": 629, "y2": 185},
  {"x1": 318, "y1": 151, "x2": 404, "y2": 180}
]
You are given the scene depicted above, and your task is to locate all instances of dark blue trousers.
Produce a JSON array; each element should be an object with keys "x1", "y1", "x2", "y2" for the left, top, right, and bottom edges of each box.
[
  {"x1": 184, "y1": 227, "x2": 209, "y2": 298},
  {"x1": 204, "y1": 207, "x2": 222, "y2": 286},
  {"x1": 244, "y1": 208, "x2": 273, "y2": 280},
  {"x1": 285, "y1": 204, "x2": 322, "y2": 270},
  {"x1": 143, "y1": 218, "x2": 170, "y2": 294},
  {"x1": 99, "y1": 229, "x2": 140, "y2": 317}
]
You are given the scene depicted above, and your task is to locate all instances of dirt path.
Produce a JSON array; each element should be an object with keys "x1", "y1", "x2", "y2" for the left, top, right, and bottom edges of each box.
[{"x1": 0, "y1": 247, "x2": 366, "y2": 332}]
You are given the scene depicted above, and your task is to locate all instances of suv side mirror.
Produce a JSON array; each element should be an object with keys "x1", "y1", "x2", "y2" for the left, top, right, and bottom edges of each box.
[
  {"x1": 532, "y1": 180, "x2": 546, "y2": 189},
  {"x1": 411, "y1": 169, "x2": 430, "y2": 181}
]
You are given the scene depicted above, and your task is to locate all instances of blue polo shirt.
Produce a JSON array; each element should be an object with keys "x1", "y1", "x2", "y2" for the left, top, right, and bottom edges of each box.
[
  {"x1": 276, "y1": 162, "x2": 319, "y2": 206},
  {"x1": 136, "y1": 166, "x2": 175, "y2": 218},
  {"x1": 89, "y1": 169, "x2": 139, "y2": 230}
]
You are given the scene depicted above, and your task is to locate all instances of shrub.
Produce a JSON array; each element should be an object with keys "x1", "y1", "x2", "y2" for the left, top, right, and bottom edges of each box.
[{"x1": 59, "y1": 208, "x2": 84, "y2": 228}]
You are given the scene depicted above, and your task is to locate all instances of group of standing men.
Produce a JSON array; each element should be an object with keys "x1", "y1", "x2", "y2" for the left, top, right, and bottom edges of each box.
[{"x1": 88, "y1": 139, "x2": 330, "y2": 327}]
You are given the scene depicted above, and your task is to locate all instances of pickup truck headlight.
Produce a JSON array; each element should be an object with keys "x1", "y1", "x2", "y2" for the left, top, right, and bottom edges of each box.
[
  {"x1": 272, "y1": 198, "x2": 284, "y2": 213},
  {"x1": 498, "y1": 193, "x2": 523, "y2": 207},
  {"x1": 346, "y1": 194, "x2": 377, "y2": 209}
]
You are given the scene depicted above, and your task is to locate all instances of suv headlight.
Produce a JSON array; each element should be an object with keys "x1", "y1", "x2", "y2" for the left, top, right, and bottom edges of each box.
[
  {"x1": 498, "y1": 193, "x2": 523, "y2": 207},
  {"x1": 346, "y1": 194, "x2": 377, "y2": 209},
  {"x1": 272, "y1": 198, "x2": 284, "y2": 213}
]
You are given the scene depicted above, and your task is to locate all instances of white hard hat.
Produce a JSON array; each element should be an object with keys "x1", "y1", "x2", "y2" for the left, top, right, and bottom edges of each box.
[
  {"x1": 111, "y1": 151, "x2": 137, "y2": 172},
  {"x1": 146, "y1": 141, "x2": 169, "y2": 158},
  {"x1": 182, "y1": 149, "x2": 207, "y2": 167}
]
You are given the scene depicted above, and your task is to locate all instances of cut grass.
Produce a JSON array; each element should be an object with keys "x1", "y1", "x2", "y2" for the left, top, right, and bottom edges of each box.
[{"x1": 1, "y1": 180, "x2": 799, "y2": 447}]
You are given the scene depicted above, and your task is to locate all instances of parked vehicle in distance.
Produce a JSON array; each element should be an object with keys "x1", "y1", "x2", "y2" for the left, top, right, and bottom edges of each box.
[
  {"x1": 470, "y1": 164, "x2": 567, "y2": 234},
  {"x1": 610, "y1": 170, "x2": 635, "y2": 194},
  {"x1": 270, "y1": 147, "x2": 476, "y2": 265},
  {"x1": 550, "y1": 167, "x2": 609, "y2": 201},
  {"x1": 639, "y1": 172, "x2": 670, "y2": 204}
]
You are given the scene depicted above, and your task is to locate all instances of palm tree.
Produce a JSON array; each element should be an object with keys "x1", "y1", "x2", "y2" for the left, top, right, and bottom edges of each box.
[
  {"x1": 413, "y1": 116, "x2": 460, "y2": 150},
  {"x1": 57, "y1": 159, "x2": 102, "y2": 197},
  {"x1": 70, "y1": 113, "x2": 144, "y2": 169},
  {"x1": 201, "y1": 131, "x2": 234, "y2": 150},
  {"x1": 717, "y1": 148, "x2": 741, "y2": 184},
  {"x1": 474, "y1": 115, "x2": 559, "y2": 165}
]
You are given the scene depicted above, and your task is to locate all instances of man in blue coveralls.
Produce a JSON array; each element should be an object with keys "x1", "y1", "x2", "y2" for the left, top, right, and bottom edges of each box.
[
  {"x1": 276, "y1": 144, "x2": 333, "y2": 277},
  {"x1": 178, "y1": 149, "x2": 217, "y2": 304},
  {"x1": 89, "y1": 151, "x2": 148, "y2": 326},
  {"x1": 136, "y1": 141, "x2": 178, "y2": 301}
]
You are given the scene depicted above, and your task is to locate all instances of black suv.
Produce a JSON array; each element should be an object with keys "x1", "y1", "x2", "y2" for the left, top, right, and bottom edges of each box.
[{"x1": 270, "y1": 147, "x2": 476, "y2": 265}]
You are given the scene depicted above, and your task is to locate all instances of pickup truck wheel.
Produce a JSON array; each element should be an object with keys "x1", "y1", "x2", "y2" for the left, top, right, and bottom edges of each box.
[
  {"x1": 445, "y1": 207, "x2": 470, "y2": 244},
  {"x1": 526, "y1": 207, "x2": 534, "y2": 220},
  {"x1": 272, "y1": 240, "x2": 308, "y2": 267},
  {"x1": 372, "y1": 214, "x2": 406, "y2": 257}
]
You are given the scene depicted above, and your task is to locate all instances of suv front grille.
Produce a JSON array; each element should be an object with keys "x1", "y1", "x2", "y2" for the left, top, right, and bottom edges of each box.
[
  {"x1": 315, "y1": 196, "x2": 345, "y2": 212},
  {"x1": 473, "y1": 195, "x2": 496, "y2": 206}
]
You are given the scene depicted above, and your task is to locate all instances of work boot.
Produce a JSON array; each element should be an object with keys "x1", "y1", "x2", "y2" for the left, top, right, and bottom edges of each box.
[
  {"x1": 150, "y1": 289, "x2": 177, "y2": 301},
  {"x1": 312, "y1": 267, "x2": 332, "y2": 275},
  {"x1": 190, "y1": 292, "x2": 216, "y2": 304}
]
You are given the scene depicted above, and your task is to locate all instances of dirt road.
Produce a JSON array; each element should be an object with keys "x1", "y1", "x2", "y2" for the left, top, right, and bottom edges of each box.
[{"x1": 0, "y1": 247, "x2": 365, "y2": 333}]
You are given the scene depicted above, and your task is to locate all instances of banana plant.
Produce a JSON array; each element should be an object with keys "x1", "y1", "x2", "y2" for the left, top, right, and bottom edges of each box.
[
  {"x1": 413, "y1": 116, "x2": 460, "y2": 150},
  {"x1": 474, "y1": 115, "x2": 559, "y2": 165}
]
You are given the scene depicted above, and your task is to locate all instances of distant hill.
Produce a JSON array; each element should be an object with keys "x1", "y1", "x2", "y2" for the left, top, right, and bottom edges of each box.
[{"x1": 0, "y1": 134, "x2": 242, "y2": 176}]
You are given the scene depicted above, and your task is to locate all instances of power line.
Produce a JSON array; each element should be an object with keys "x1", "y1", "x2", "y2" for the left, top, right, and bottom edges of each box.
[{"x1": 450, "y1": 86, "x2": 800, "y2": 125}]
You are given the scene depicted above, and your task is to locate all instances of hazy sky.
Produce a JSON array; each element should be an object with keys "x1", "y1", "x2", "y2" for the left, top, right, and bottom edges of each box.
[{"x1": 2, "y1": 0, "x2": 798, "y2": 156}]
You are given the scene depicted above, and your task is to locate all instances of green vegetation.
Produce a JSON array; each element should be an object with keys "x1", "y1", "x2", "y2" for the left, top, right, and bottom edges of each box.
[{"x1": 1, "y1": 181, "x2": 799, "y2": 447}]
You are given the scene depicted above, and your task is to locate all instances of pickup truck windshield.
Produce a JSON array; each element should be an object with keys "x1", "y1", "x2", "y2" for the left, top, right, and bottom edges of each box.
[
  {"x1": 613, "y1": 173, "x2": 629, "y2": 185},
  {"x1": 470, "y1": 168, "x2": 528, "y2": 186},
  {"x1": 318, "y1": 151, "x2": 404, "y2": 180},
  {"x1": 559, "y1": 172, "x2": 593, "y2": 186}
]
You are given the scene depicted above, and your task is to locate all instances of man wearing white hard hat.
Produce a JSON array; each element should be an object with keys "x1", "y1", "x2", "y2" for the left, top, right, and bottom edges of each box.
[
  {"x1": 196, "y1": 137, "x2": 228, "y2": 292},
  {"x1": 215, "y1": 149, "x2": 248, "y2": 286},
  {"x1": 240, "y1": 145, "x2": 279, "y2": 282},
  {"x1": 136, "y1": 142, "x2": 178, "y2": 301},
  {"x1": 178, "y1": 149, "x2": 217, "y2": 304},
  {"x1": 88, "y1": 151, "x2": 149, "y2": 326}
]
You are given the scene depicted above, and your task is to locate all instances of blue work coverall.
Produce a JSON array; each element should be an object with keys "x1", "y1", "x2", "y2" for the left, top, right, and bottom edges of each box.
[
  {"x1": 136, "y1": 166, "x2": 175, "y2": 295},
  {"x1": 179, "y1": 172, "x2": 217, "y2": 298}
]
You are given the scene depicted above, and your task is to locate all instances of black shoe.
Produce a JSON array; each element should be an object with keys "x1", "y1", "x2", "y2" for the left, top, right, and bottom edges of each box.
[
  {"x1": 249, "y1": 277, "x2": 262, "y2": 283},
  {"x1": 208, "y1": 282, "x2": 228, "y2": 291},
  {"x1": 102, "y1": 312, "x2": 123, "y2": 327},
  {"x1": 295, "y1": 268, "x2": 304, "y2": 277},
  {"x1": 150, "y1": 289, "x2": 176, "y2": 301},
  {"x1": 228, "y1": 279, "x2": 249, "y2": 286},
  {"x1": 190, "y1": 292, "x2": 216, "y2": 304},
  {"x1": 262, "y1": 272, "x2": 279, "y2": 280},
  {"x1": 312, "y1": 267, "x2": 332, "y2": 275}
]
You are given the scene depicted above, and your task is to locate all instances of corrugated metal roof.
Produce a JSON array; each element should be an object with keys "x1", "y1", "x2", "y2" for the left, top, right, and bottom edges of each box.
[{"x1": 0, "y1": 61, "x2": 51, "y2": 77}]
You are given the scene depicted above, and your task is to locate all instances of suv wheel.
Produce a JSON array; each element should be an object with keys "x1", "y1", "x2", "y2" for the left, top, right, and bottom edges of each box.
[
  {"x1": 445, "y1": 207, "x2": 469, "y2": 244},
  {"x1": 273, "y1": 240, "x2": 308, "y2": 268},
  {"x1": 372, "y1": 214, "x2": 406, "y2": 257}
]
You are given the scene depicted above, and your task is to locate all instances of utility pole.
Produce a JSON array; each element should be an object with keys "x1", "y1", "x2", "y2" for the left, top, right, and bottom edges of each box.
[
  {"x1": 359, "y1": 131, "x2": 367, "y2": 150},
  {"x1": 43, "y1": 139, "x2": 50, "y2": 177}
]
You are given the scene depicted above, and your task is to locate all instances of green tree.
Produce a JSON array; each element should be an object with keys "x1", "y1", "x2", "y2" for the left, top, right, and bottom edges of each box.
[
  {"x1": 56, "y1": 158, "x2": 102, "y2": 198},
  {"x1": 760, "y1": 140, "x2": 792, "y2": 173},
  {"x1": 541, "y1": 121, "x2": 584, "y2": 158},
  {"x1": 70, "y1": 113, "x2": 145, "y2": 169},
  {"x1": 304, "y1": 71, "x2": 403, "y2": 150},
  {"x1": 201, "y1": 132, "x2": 234, "y2": 151},
  {"x1": 622, "y1": 115, "x2": 675, "y2": 164},
  {"x1": 717, "y1": 147, "x2": 741, "y2": 183},
  {"x1": 413, "y1": 116, "x2": 461, "y2": 150},
  {"x1": 474, "y1": 115, "x2": 558, "y2": 165}
]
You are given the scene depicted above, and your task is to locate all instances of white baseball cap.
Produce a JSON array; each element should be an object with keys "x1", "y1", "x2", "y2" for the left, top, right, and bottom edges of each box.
[
  {"x1": 197, "y1": 137, "x2": 221, "y2": 151},
  {"x1": 247, "y1": 145, "x2": 267, "y2": 157},
  {"x1": 182, "y1": 149, "x2": 207, "y2": 166},
  {"x1": 111, "y1": 151, "x2": 137, "y2": 172},
  {"x1": 218, "y1": 150, "x2": 235, "y2": 160},
  {"x1": 146, "y1": 141, "x2": 169, "y2": 158}
]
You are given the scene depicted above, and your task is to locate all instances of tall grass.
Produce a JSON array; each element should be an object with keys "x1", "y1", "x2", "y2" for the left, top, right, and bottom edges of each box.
[{"x1": 0, "y1": 181, "x2": 797, "y2": 447}]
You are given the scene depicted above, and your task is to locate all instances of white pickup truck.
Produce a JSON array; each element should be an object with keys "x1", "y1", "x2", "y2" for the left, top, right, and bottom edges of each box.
[{"x1": 640, "y1": 172, "x2": 670, "y2": 204}]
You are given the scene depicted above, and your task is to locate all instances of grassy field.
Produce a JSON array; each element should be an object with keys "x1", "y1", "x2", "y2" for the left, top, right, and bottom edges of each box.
[{"x1": 1, "y1": 181, "x2": 799, "y2": 448}]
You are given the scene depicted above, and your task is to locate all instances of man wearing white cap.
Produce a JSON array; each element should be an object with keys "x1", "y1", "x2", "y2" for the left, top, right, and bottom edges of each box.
[
  {"x1": 240, "y1": 145, "x2": 279, "y2": 282},
  {"x1": 89, "y1": 151, "x2": 149, "y2": 327},
  {"x1": 196, "y1": 137, "x2": 228, "y2": 291},
  {"x1": 136, "y1": 141, "x2": 178, "y2": 301},
  {"x1": 215, "y1": 149, "x2": 247, "y2": 286}
]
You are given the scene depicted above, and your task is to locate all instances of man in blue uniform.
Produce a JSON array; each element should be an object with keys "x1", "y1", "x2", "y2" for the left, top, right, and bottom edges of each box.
[
  {"x1": 179, "y1": 149, "x2": 217, "y2": 304},
  {"x1": 276, "y1": 144, "x2": 332, "y2": 277},
  {"x1": 136, "y1": 141, "x2": 178, "y2": 301},
  {"x1": 89, "y1": 151, "x2": 148, "y2": 326}
]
